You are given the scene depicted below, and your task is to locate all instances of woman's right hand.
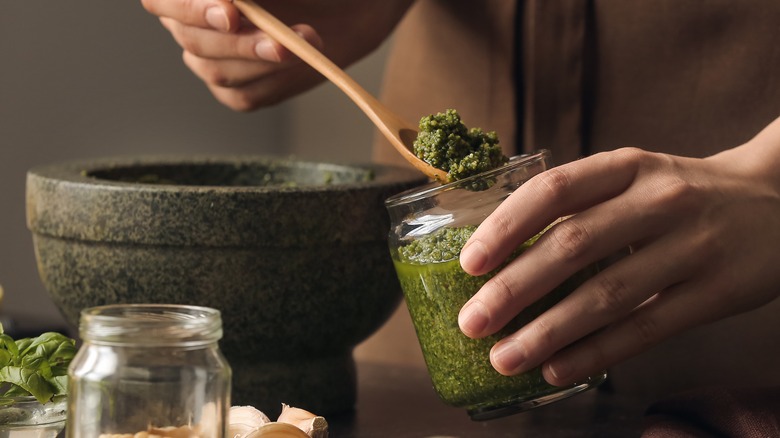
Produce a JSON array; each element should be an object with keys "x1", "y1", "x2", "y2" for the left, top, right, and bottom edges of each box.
[{"x1": 140, "y1": 0, "x2": 412, "y2": 111}]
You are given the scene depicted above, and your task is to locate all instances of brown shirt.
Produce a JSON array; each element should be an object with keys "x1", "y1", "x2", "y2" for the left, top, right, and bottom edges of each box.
[{"x1": 369, "y1": 0, "x2": 780, "y2": 398}]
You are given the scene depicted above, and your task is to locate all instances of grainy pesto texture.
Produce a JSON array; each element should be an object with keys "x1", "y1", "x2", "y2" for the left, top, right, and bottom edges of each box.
[
  {"x1": 394, "y1": 226, "x2": 595, "y2": 410},
  {"x1": 413, "y1": 109, "x2": 508, "y2": 182}
]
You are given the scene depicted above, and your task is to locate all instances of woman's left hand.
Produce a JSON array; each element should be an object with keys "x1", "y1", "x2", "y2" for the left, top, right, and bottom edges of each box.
[{"x1": 457, "y1": 117, "x2": 780, "y2": 386}]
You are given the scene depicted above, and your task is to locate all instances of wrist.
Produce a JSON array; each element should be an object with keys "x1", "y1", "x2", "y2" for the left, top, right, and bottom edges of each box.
[{"x1": 710, "y1": 115, "x2": 780, "y2": 194}]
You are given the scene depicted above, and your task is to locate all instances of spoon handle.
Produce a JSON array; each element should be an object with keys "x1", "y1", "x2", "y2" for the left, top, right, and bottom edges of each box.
[{"x1": 233, "y1": 0, "x2": 447, "y2": 181}]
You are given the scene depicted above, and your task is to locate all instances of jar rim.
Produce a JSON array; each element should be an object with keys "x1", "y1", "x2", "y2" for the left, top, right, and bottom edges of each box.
[
  {"x1": 79, "y1": 304, "x2": 223, "y2": 346},
  {"x1": 384, "y1": 150, "x2": 551, "y2": 208}
]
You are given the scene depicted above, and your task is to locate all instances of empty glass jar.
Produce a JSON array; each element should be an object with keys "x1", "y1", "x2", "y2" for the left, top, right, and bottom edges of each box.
[
  {"x1": 385, "y1": 151, "x2": 606, "y2": 420},
  {"x1": 67, "y1": 304, "x2": 231, "y2": 438}
]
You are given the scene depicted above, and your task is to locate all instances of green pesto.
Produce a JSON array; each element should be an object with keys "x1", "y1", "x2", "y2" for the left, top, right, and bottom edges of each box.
[
  {"x1": 393, "y1": 226, "x2": 595, "y2": 410},
  {"x1": 414, "y1": 109, "x2": 508, "y2": 182}
]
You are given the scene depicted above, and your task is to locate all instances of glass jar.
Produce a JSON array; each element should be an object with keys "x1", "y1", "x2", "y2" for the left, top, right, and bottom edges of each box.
[
  {"x1": 0, "y1": 396, "x2": 66, "y2": 438},
  {"x1": 385, "y1": 150, "x2": 606, "y2": 420},
  {"x1": 67, "y1": 304, "x2": 231, "y2": 438}
]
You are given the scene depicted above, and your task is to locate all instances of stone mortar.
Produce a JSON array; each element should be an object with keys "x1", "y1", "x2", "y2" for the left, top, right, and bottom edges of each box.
[{"x1": 25, "y1": 154, "x2": 427, "y2": 417}]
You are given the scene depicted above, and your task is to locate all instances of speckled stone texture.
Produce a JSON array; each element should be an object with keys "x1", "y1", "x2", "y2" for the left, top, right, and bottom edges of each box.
[{"x1": 26, "y1": 155, "x2": 426, "y2": 416}]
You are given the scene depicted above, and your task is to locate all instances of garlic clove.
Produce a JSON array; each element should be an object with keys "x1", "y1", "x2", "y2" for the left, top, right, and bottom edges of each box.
[
  {"x1": 229, "y1": 405, "x2": 272, "y2": 438},
  {"x1": 230, "y1": 423, "x2": 259, "y2": 438},
  {"x1": 230, "y1": 406, "x2": 272, "y2": 427},
  {"x1": 276, "y1": 404, "x2": 328, "y2": 438},
  {"x1": 243, "y1": 423, "x2": 310, "y2": 438}
]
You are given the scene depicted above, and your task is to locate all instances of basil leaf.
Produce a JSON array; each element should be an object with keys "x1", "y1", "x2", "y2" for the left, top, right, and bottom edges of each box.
[
  {"x1": 0, "y1": 335, "x2": 17, "y2": 359},
  {"x1": 47, "y1": 375, "x2": 68, "y2": 395},
  {"x1": 0, "y1": 331, "x2": 76, "y2": 402},
  {"x1": 0, "y1": 366, "x2": 54, "y2": 404},
  {"x1": 0, "y1": 351, "x2": 12, "y2": 368}
]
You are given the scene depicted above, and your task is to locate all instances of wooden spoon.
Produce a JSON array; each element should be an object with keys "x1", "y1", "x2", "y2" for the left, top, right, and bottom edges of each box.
[{"x1": 233, "y1": 0, "x2": 448, "y2": 181}]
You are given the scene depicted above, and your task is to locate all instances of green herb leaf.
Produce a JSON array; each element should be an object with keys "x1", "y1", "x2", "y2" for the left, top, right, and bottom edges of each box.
[
  {"x1": 0, "y1": 330, "x2": 76, "y2": 403},
  {"x1": 0, "y1": 335, "x2": 18, "y2": 361},
  {"x1": 18, "y1": 333, "x2": 76, "y2": 380},
  {"x1": 47, "y1": 375, "x2": 68, "y2": 395},
  {"x1": 0, "y1": 366, "x2": 54, "y2": 404}
]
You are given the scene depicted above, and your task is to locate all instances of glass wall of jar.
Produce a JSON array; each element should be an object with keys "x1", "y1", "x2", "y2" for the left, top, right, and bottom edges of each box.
[
  {"x1": 385, "y1": 151, "x2": 606, "y2": 421},
  {"x1": 0, "y1": 396, "x2": 67, "y2": 438},
  {"x1": 67, "y1": 304, "x2": 231, "y2": 438}
]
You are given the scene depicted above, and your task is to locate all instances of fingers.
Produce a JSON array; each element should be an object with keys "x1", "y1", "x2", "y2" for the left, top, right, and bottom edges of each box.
[
  {"x1": 183, "y1": 52, "x2": 270, "y2": 87},
  {"x1": 458, "y1": 191, "x2": 648, "y2": 340},
  {"x1": 460, "y1": 149, "x2": 643, "y2": 277},
  {"x1": 541, "y1": 276, "x2": 718, "y2": 386},
  {"x1": 173, "y1": 22, "x2": 325, "y2": 110},
  {"x1": 141, "y1": 0, "x2": 241, "y2": 32},
  {"x1": 455, "y1": 148, "x2": 695, "y2": 381},
  {"x1": 202, "y1": 67, "x2": 311, "y2": 111},
  {"x1": 488, "y1": 227, "x2": 696, "y2": 377},
  {"x1": 161, "y1": 17, "x2": 262, "y2": 59},
  {"x1": 451, "y1": 141, "x2": 780, "y2": 387},
  {"x1": 162, "y1": 18, "x2": 323, "y2": 62},
  {"x1": 458, "y1": 150, "x2": 656, "y2": 340}
]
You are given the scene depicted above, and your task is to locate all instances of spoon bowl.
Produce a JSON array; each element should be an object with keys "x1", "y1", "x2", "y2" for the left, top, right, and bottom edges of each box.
[{"x1": 233, "y1": 0, "x2": 447, "y2": 181}]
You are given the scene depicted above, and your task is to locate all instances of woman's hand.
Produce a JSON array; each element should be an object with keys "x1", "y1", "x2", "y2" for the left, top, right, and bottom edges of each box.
[
  {"x1": 458, "y1": 117, "x2": 780, "y2": 386},
  {"x1": 140, "y1": 0, "x2": 412, "y2": 111}
]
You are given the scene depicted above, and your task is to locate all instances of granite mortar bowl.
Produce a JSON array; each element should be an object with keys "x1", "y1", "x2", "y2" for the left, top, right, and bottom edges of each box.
[{"x1": 25, "y1": 155, "x2": 426, "y2": 417}]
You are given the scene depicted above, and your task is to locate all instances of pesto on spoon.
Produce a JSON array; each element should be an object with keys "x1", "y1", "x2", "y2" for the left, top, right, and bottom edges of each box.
[{"x1": 413, "y1": 109, "x2": 508, "y2": 182}]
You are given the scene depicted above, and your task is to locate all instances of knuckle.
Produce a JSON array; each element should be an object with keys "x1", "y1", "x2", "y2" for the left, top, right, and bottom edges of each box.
[
  {"x1": 226, "y1": 94, "x2": 262, "y2": 113},
  {"x1": 547, "y1": 219, "x2": 591, "y2": 262},
  {"x1": 532, "y1": 168, "x2": 572, "y2": 202},
  {"x1": 181, "y1": 0, "x2": 200, "y2": 21},
  {"x1": 531, "y1": 317, "x2": 558, "y2": 349},
  {"x1": 482, "y1": 274, "x2": 518, "y2": 312},
  {"x1": 140, "y1": 0, "x2": 155, "y2": 14},
  {"x1": 652, "y1": 177, "x2": 697, "y2": 210},
  {"x1": 613, "y1": 146, "x2": 648, "y2": 164},
  {"x1": 237, "y1": 36, "x2": 263, "y2": 60},
  {"x1": 592, "y1": 274, "x2": 630, "y2": 314},
  {"x1": 201, "y1": 65, "x2": 235, "y2": 88},
  {"x1": 182, "y1": 52, "x2": 240, "y2": 88},
  {"x1": 617, "y1": 148, "x2": 699, "y2": 212},
  {"x1": 608, "y1": 147, "x2": 651, "y2": 176},
  {"x1": 485, "y1": 212, "x2": 514, "y2": 244},
  {"x1": 211, "y1": 88, "x2": 261, "y2": 112},
  {"x1": 178, "y1": 36, "x2": 204, "y2": 57}
]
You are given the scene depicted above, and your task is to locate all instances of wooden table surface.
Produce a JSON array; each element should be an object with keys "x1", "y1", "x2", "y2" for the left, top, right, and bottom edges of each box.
[{"x1": 327, "y1": 361, "x2": 648, "y2": 437}]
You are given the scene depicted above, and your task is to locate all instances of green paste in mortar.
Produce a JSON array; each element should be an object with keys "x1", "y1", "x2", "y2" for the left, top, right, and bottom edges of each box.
[{"x1": 393, "y1": 226, "x2": 597, "y2": 411}]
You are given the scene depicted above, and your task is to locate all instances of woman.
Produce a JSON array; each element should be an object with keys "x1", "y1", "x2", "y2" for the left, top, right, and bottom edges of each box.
[{"x1": 141, "y1": 0, "x2": 780, "y2": 398}]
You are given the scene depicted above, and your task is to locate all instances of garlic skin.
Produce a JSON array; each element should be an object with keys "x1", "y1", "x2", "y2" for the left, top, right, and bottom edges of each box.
[
  {"x1": 229, "y1": 406, "x2": 272, "y2": 438},
  {"x1": 276, "y1": 405, "x2": 328, "y2": 438},
  {"x1": 99, "y1": 403, "x2": 326, "y2": 438},
  {"x1": 228, "y1": 404, "x2": 327, "y2": 438},
  {"x1": 243, "y1": 423, "x2": 310, "y2": 438}
]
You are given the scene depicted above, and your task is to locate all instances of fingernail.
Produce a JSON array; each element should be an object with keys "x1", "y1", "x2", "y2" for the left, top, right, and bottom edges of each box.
[
  {"x1": 491, "y1": 339, "x2": 527, "y2": 375},
  {"x1": 205, "y1": 6, "x2": 229, "y2": 32},
  {"x1": 458, "y1": 301, "x2": 489, "y2": 337},
  {"x1": 254, "y1": 37, "x2": 281, "y2": 62},
  {"x1": 546, "y1": 360, "x2": 573, "y2": 384},
  {"x1": 460, "y1": 240, "x2": 487, "y2": 273}
]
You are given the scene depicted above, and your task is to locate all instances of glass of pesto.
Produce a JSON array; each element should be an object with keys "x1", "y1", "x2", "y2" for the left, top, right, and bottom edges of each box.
[{"x1": 385, "y1": 150, "x2": 606, "y2": 421}]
